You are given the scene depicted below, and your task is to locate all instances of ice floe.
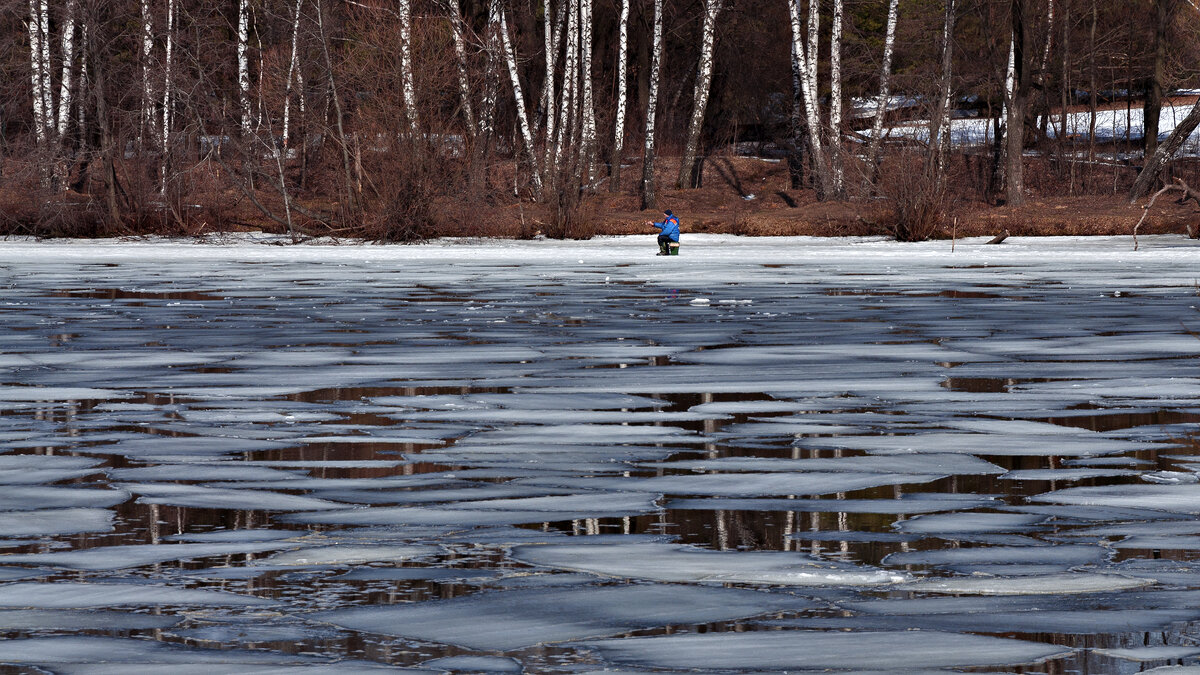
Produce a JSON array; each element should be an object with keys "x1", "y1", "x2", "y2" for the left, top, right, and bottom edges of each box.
[
  {"x1": 581, "y1": 630, "x2": 1072, "y2": 670},
  {"x1": 510, "y1": 542, "x2": 906, "y2": 585}
]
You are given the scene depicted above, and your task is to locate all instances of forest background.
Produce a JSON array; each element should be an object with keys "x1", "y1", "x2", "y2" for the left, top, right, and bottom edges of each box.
[{"x1": 4, "y1": 0, "x2": 1200, "y2": 242}]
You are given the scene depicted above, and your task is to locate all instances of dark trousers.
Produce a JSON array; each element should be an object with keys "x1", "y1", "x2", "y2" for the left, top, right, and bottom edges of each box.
[{"x1": 657, "y1": 235, "x2": 673, "y2": 254}]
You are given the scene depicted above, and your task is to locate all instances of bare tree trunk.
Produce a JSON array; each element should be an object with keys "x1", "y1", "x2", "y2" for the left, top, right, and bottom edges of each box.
[
  {"x1": 444, "y1": 0, "x2": 475, "y2": 136},
  {"x1": 55, "y1": 0, "x2": 79, "y2": 141},
  {"x1": 555, "y1": 0, "x2": 579, "y2": 171},
  {"x1": 1005, "y1": 0, "x2": 1030, "y2": 206},
  {"x1": 677, "y1": 0, "x2": 723, "y2": 189},
  {"x1": 1144, "y1": 0, "x2": 1170, "y2": 158},
  {"x1": 399, "y1": 0, "x2": 419, "y2": 134},
  {"x1": 829, "y1": 0, "x2": 844, "y2": 198},
  {"x1": 140, "y1": 0, "x2": 157, "y2": 145},
  {"x1": 789, "y1": 0, "x2": 828, "y2": 198},
  {"x1": 28, "y1": 0, "x2": 50, "y2": 147},
  {"x1": 542, "y1": 0, "x2": 565, "y2": 170},
  {"x1": 315, "y1": 0, "x2": 357, "y2": 214},
  {"x1": 640, "y1": 0, "x2": 663, "y2": 211},
  {"x1": 865, "y1": 0, "x2": 900, "y2": 186},
  {"x1": 579, "y1": 0, "x2": 596, "y2": 182},
  {"x1": 1087, "y1": 0, "x2": 1097, "y2": 170},
  {"x1": 609, "y1": 0, "x2": 630, "y2": 189},
  {"x1": 87, "y1": 8, "x2": 121, "y2": 226},
  {"x1": 1129, "y1": 99, "x2": 1200, "y2": 201},
  {"x1": 159, "y1": 0, "x2": 177, "y2": 193},
  {"x1": 499, "y1": 7, "x2": 543, "y2": 196},
  {"x1": 930, "y1": 0, "x2": 955, "y2": 187},
  {"x1": 238, "y1": 0, "x2": 253, "y2": 137},
  {"x1": 283, "y1": 0, "x2": 305, "y2": 148}
]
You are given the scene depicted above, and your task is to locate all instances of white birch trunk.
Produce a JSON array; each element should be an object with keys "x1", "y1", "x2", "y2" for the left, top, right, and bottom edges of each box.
[
  {"x1": 579, "y1": 0, "x2": 596, "y2": 181},
  {"x1": 38, "y1": 0, "x2": 52, "y2": 138},
  {"x1": 140, "y1": 0, "x2": 157, "y2": 143},
  {"x1": 56, "y1": 0, "x2": 79, "y2": 141},
  {"x1": 283, "y1": 0, "x2": 304, "y2": 148},
  {"x1": 789, "y1": 0, "x2": 827, "y2": 197},
  {"x1": 829, "y1": 0, "x2": 844, "y2": 197},
  {"x1": 677, "y1": 0, "x2": 723, "y2": 189},
  {"x1": 76, "y1": 21, "x2": 88, "y2": 141},
  {"x1": 609, "y1": 0, "x2": 629, "y2": 186},
  {"x1": 238, "y1": 0, "x2": 252, "y2": 137},
  {"x1": 640, "y1": 0, "x2": 663, "y2": 209},
  {"x1": 446, "y1": 0, "x2": 476, "y2": 135},
  {"x1": 399, "y1": 0, "x2": 418, "y2": 133},
  {"x1": 160, "y1": 0, "x2": 177, "y2": 190},
  {"x1": 542, "y1": 0, "x2": 566, "y2": 169},
  {"x1": 479, "y1": 0, "x2": 503, "y2": 139},
  {"x1": 1039, "y1": 0, "x2": 1054, "y2": 77},
  {"x1": 865, "y1": 0, "x2": 899, "y2": 180},
  {"x1": 28, "y1": 0, "x2": 48, "y2": 145},
  {"x1": 499, "y1": 8, "x2": 543, "y2": 194},
  {"x1": 555, "y1": 0, "x2": 580, "y2": 170}
]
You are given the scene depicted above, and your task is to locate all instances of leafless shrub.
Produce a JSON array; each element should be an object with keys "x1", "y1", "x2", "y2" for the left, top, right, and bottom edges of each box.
[{"x1": 877, "y1": 150, "x2": 947, "y2": 242}]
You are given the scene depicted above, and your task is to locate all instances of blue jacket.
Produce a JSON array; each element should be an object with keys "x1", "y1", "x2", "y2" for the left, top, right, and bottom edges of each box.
[{"x1": 652, "y1": 215, "x2": 680, "y2": 241}]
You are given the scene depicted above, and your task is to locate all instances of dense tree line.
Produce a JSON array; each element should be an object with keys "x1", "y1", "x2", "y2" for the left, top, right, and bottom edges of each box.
[{"x1": 1, "y1": 0, "x2": 1198, "y2": 239}]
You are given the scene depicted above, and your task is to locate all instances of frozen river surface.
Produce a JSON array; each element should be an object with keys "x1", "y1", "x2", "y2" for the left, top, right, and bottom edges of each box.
[{"x1": 1, "y1": 233, "x2": 1200, "y2": 673}]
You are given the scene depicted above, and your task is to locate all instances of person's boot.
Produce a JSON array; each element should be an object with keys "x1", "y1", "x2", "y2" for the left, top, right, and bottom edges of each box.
[{"x1": 658, "y1": 241, "x2": 669, "y2": 256}]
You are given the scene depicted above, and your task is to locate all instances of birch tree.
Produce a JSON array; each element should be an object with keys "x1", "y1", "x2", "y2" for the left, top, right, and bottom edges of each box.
[
  {"x1": 828, "y1": 0, "x2": 844, "y2": 198},
  {"x1": 554, "y1": 0, "x2": 579, "y2": 172},
  {"x1": 160, "y1": 0, "x2": 178, "y2": 191},
  {"x1": 399, "y1": 0, "x2": 419, "y2": 134},
  {"x1": 282, "y1": 0, "x2": 306, "y2": 149},
  {"x1": 677, "y1": 0, "x2": 724, "y2": 189},
  {"x1": 640, "y1": 0, "x2": 664, "y2": 210},
  {"x1": 499, "y1": 6, "x2": 543, "y2": 195},
  {"x1": 138, "y1": 0, "x2": 156, "y2": 144},
  {"x1": 865, "y1": 0, "x2": 900, "y2": 186},
  {"x1": 28, "y1": 0, "x2": 51, "y2": 146},
  {"x1": 55, "y1": 0, "x2": 79, "y2": 141},
  {"x1": 579, "y1": 0, "x2": 597, "y2": 181},
  {"x1": 609, "y1": 0, "x2": 630, "y2": 189},
  {"x1": 445, "y1": 0, "x2": 476, "y2": 136},
  {"x1": 238, "y1": 0, "x2": 253, "y2": 137},
  {"x1": 788, "y1": 0, "x2": 829, "y2": 198}
]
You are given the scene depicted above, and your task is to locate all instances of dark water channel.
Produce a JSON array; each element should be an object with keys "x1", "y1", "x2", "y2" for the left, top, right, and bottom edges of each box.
[{"x1": 1, "y1": 240, "x2": 1200, "y2": 673}]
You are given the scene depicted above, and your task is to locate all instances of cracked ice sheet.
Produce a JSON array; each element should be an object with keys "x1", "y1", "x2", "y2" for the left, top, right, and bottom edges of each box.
[
  {"x1": 510, "y1": 542, "x2": 907, "y2": 586},
  {"x1": 895, "y1": 573, "x2": 1156, "y2": 595},
  {"x1": 0, "y1": 508, "x2": 114, "y2": 537},
  {"x1": 768, "y1": 609, "x2": 1200, "y2": 634},
  {"x1": 667, "y1": 494, "x2": 999, "y2": 514},
  {"x1": 642, "y1": 454, "x2": 1005, "y2": 475},
  {"x1": 0, "y1": 637, "x2": 418, "y2": 672},
  {"x1": 1, "y1": 541, "x2": 299, "y2": 570},
  {"x1": 883, "y1": 545, "x2": 1107, "y2": 567},
  {"x1": 1035, "y1": 484, "x2": 1200, "y2": 514},
  {"x1": 796, "y1": 431, "x2": 1155, "y2": 456},
  {"x1": 120, "y1": 484, "x2": 355, "y2": 511},
  {"x1": 281, "y1": 492, "x2": 657, "y2": 527},
  {"x1": 517, "y1": 472, "x2": 944, "y2": 497},
  {"x1": 108, "y1": 464, "x2": 309, "y2": 481},
  {"x1": 0, "y1": 486, "x2": 129, "y2": 511},
  {"x1": 0, "y1": 610, "x2": 179, "y2": 631},
  {"x1": 581, "y1": 630, "x2": 1072, "y2": 671},
  {"x1": 0, "y1": 455, "x2": 105, "y2": 484},
  {"x1": 313, "y1": 584, "x2": 813, "y2": 651},
  {"x1": 894, "y1": 511, "x2": 1048, "y2": 534},
  {"x1": 0, "y1": 583, "x2": 273, "y2": 607}
]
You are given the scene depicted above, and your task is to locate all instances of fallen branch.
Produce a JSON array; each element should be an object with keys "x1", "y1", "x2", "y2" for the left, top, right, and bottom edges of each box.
[
  {"x1": 1133, "y1": 177, "x2": 1200, "y2": 250},
  {"x1": 987, "y1": 229, "x2": 1009, "y2": 244}
]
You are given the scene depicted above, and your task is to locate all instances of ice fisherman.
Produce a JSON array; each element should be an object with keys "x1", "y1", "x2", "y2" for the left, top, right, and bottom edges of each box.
[{"x1": 648, "y1": 210, "x2": 680, "y2": 256}]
